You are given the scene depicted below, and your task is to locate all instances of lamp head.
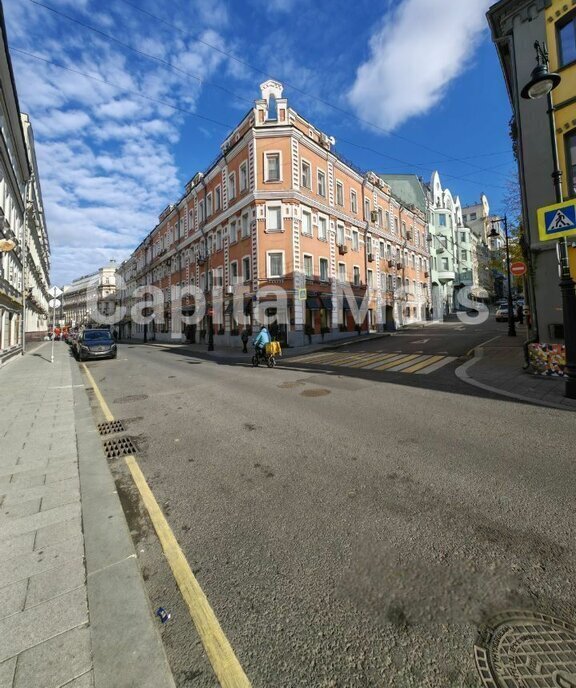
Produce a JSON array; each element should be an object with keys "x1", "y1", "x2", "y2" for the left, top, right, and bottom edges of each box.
[{"x1": 521, "y1": 63, "x2": 561, "y2": 99}]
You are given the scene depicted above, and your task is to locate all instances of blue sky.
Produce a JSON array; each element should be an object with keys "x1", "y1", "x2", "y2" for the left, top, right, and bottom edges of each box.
[{"x1": 4, "y1": 0, "x2": 514, "y2": 285}]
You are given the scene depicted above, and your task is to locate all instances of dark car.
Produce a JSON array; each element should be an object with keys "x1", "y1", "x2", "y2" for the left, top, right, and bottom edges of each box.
[{"x1": 76, "y1": 329, "x2": 117, "y2": 361}]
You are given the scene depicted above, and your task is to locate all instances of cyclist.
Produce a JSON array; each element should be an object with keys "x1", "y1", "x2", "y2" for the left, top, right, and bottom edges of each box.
[{"x1": 253, "y1": 326, "x2": 271, "y2": 357}]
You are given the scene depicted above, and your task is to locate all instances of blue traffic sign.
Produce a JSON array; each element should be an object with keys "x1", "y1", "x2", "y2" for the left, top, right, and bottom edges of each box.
[{"x1": 537, "y1": 200, "x2": 576, "y2": 241}]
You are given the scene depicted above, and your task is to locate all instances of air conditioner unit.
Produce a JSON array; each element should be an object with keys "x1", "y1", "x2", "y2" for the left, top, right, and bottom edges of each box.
[
  {"x1": 370, "y1": 211, "x2": 378, "y2": 223},
  {"x1": 367, "y1": 253, "x2": 374, "y2": 262},
  {"x1": 387, "y1": 260, "x2": 394, "y2": 268},
  {"x1": 406, "y1": 231, "x2": 412, "y2": 240},
  {"x1": 338, "y1": 244, "x2": 348, "y2": 255},
  {"x1": 226, "y1": 285, "x2": 234, "y2": 294},
  {"x1": 396, "y1": 262, "x2": 403, "y2": 270}
]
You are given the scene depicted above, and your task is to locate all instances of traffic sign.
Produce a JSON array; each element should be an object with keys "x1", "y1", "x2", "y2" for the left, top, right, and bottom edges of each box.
[
  {"x1": 510, "y1": 262, "x2": 527, "y2": 277},
  {"x1": 537, "y1": 199, "x2": 576, "y2": 241},
  {"x1": 48, "y1": 285, "x2": 63, "y2": 298},
  {"x1": 48, "y1": 298, "x2": 61, "y2": 309},
  {"x1": 298, "y1": 288, "x2": 307, "y2": 301}
]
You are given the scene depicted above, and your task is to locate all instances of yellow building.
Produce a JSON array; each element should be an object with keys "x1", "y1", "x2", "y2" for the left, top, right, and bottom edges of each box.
[{"x1": 546, "y1": 0, "x2": 576, "y2": 278}]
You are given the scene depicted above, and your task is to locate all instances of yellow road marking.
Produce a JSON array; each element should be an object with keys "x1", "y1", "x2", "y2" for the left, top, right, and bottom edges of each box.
[
  {"x1": 325, "y1": 352, "x2": 370, "y2": 366},
  {"x1": 81, "y1": 363, "x2": 114, "y2": 422},
  {"x1": 125, "y1": 456, "x2": 251, "y2": 688},
  {"x1": 372, "y1": 354, "x2": 421, "y2": 371},
  {"x1": 401, "y1": 355, "x2": 444, "y2": 374},
  {"x1": 80, "y1": 365, "x2": 251, "y2": 687},
  {"x1": 346, "y1": 353, "x2": 397, "y2": 368}
]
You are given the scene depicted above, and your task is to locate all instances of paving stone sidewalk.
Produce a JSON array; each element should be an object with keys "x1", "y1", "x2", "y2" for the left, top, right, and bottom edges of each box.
[
  {"x1": 0, "y1": 343, "x2": 175, "y2": 688},
  {"x1": 456, "y1": 332, "x2": 576, "y2": 411}
]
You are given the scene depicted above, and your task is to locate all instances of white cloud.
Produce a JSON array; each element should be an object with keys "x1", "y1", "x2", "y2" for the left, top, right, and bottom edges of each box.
[{"x1": 348, "y1": 0, "x2": 491, "y2": 132}]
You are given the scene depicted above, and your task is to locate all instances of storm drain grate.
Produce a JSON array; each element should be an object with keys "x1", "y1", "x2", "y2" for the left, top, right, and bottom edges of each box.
[
  {"x1": 103, "y1": 436, "x2": 138, "y2": 458},
  {"x1": 475, "y1": 610, "x2": 576, "y2": 687},
  {"x1": 97, "y1": 420, "x2": 126, "y2": 436}
]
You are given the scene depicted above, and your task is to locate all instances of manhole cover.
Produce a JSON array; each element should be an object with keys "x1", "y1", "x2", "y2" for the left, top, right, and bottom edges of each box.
[
  {"x1": 97, "y1": 420, "x2": 126, "y2": 436},
  {"x1": 475, "y1": 610, "x2": 576, "y2": 687},
  {"x1": 103, "y1": 436, "x2": 138, "y2": 458}
]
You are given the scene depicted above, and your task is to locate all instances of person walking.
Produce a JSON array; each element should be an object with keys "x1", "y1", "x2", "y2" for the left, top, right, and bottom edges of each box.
[
  {"x1": 516, "y1": 303, "x2": 524, "y2": 325},
  {"x1": 241, "y1": 329, "x2": 249, "y2": 353}
]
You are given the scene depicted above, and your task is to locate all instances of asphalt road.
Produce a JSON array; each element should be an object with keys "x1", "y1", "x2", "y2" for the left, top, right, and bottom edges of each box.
[{"x1": 81, "y1": 318, "x2": 576, "y2": 687}]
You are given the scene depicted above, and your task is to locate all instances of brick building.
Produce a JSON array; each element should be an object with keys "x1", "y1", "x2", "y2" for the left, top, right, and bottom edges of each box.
[{"x1": 118, "y1": 81, "x2": 431, "y2": 347}]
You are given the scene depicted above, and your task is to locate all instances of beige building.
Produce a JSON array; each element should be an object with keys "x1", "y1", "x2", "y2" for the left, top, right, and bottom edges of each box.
[
  {"x1": 62, "y1": 261, "x2": 117, "y2": 328},
  {"x1": 0, "y1": 9, "x2": 50, "y2": 362}
]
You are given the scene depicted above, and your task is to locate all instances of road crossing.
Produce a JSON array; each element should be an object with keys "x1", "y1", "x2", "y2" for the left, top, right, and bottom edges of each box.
[{"x1": 286, "y1": 350, "x2": 457, "y2": 375}]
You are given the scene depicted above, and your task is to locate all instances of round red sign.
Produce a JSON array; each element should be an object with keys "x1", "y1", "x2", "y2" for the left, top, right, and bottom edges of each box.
[{"x1": 510, "y1": 262, "x2": 527, "y2": 276}]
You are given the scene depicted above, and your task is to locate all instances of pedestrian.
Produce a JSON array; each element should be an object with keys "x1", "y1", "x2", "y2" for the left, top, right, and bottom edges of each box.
[
  {"x1": 112, "y1": 329, "x2": 118, "y2": 342},
  {"x1": 516, "y1": 303, "x2": 524, "y2": 324},
  {"x1": 241, "y1": 329, "x2": 249, "y2": 353},
  {"x1": 199, "y1": 328, "x2": 206, "y2": 344}
]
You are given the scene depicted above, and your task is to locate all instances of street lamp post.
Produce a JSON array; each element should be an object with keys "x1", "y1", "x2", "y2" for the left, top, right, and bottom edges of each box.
[
  {"x1": 521, "y1": 40, "x2": 576, "y2": 399},
  {"x1": 489, "y1": 216, "x2": 516, "y2": 337}
]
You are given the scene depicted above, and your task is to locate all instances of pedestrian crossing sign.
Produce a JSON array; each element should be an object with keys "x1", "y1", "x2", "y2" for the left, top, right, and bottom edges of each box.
[{"x1": 537, "y1": 199, "x2": 576, "y2": 241}]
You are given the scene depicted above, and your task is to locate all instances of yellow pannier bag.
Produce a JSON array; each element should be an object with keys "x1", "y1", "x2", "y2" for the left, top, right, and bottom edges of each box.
[{"x1": 265, "y1": 341, "x2": 282, "y2": 356}]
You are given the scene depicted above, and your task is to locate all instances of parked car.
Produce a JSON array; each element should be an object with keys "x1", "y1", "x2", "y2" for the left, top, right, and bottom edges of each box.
[
  {"x1": 495, "y1": 306, "x2": 519, "y2": 322},
  {"x1": 75, "y1": 329, "x2": 117, "y2": 361}
]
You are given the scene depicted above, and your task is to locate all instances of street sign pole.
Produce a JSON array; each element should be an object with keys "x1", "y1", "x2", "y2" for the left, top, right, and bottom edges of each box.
[
  {"x1": 47, "y1": 287, "x2": 63, "y2": 365},
  {"x1": 50, "y1": 299, "x2": 56, "y2": 364}
]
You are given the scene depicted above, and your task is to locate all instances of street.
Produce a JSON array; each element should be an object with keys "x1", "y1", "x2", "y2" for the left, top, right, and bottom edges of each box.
[{"x1": 81, "y1": 320, "x2": 576, "y2": 687}]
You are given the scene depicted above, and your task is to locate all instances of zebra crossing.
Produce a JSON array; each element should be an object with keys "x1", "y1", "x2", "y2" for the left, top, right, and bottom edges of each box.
[{"x1": 286, "y1": 350, "x2": 457, "y2": 375}]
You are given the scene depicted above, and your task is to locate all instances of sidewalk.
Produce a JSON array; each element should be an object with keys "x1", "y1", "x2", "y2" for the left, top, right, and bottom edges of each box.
[
  {"x1": 0, "y1": 343, "x2": 175, "y2": 688},
  {"x1": 456, "y1": 332, "x2": 576, "y2": 411}
]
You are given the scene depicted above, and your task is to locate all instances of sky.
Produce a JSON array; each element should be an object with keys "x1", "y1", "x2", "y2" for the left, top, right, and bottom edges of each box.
[{"x1": 4, "y1": 0, "x2": 515, "y2": 286}]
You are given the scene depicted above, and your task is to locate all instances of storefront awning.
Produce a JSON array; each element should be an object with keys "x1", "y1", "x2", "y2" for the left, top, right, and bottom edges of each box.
[
  {"x1": 320, "y1": 295, "x2": 333, "y2": 311},
  {"x1": 342, "y1": 295, "x2": 366, "y2": 311},
  {"x1": 305, "y1": 297, "x2": 322, "y2": 310}
]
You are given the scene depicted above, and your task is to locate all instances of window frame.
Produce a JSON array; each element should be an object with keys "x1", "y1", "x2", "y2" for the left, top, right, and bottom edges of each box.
[
  {"x1": 317, "y1": 214, "x2": 328, "y2": 241},
  {"x1": 353, "y1": 265, "x2": 361, "y2": 287},
  {"x1": 266, "y1": 203, "x2": 283, "y2": 232},
  {"x1": 317, "y1": 169, "x2": 326, "y2": 197},
  {"x1": 267, "y1": 250, "x2": 285, "y2": 279},
  {"x1": 558, "y1": 10, "x2": 576, "y2": 68},
  {"x1": 338, "y1": 261, "x2": 347, "y2": 282},
  {"x1": 565, "y1": 127, "x2": 576, "y2": 198},
  {"x1": 301, "y1": 159, "x2": 312, "y2": 189},
  {"x1": 239, "y1": 162, "x2": 248, "y2": 192},
  {"x1": 336, "y1": 180, "x2": 344, "y2": 206},
  {"x1": 301, "y1": 208, "x2": 313, "y2": 236},
  {"x1": 351, "y1": 229, "x2": 359, "y2": 251},
  {"x1": 264, "y1": 151, "x2": 282, "y2": 183},
  {"x1": 242, "y1": 255, "x2": 251, "y2": 282},
  {"x1": 302, "y1": 253, "x2": 314, "y2": 280},
  {"x1": 228, "y1": 172, "x2": 236, "y2": 200},
  {"x1": 230, "y1": 260, "x2": 239, "y2": 285},
  {"x1": 350, "y1": 189, "x2": 358, "y2": 214},
  {"x1": 319, "y1": 257, "x2": 329, "y2": 282}
]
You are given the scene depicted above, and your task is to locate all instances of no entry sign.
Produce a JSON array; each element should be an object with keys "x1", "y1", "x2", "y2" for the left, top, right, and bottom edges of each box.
[{"x1": 510, "y1": 262, "x2": 527, "y2": 277}]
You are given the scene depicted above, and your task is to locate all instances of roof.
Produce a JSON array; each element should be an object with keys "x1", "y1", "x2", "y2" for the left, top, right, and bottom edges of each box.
[{"x1": 378, "y1": 174, "x2": 428, "y2": 214}]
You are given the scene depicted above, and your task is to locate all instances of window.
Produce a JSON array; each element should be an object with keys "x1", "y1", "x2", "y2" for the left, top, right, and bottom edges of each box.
[
  {"x1": 229, "y1": 220, "x2": 237, "y2": 243},
  {"x1": 239, "y1": 162, "x2": 248, "y2": 192},
  {"x1": 267, "y1": 205, "x2": 282, "y2": 231},
  {"x1": 318, "y1": 216, "x2": 327, "y2": 241},
  {"x1": 366, "y1": 235, "x2": 373, "y2": 254},
  {"x1": 351, "y1": 230, "x2": 359, "y2": 251},
  {"x1": 460, "y1": 231, "x2": 467, "y2": 244},
  {"x1": 441, "y1": 257, "x2": 449, "y2": 271},
  {"x1": 319, "y1": 257, "x2": 329, "y2": 281},
  {"x1": 242, "y1": 256, "x2": 251, "y2": 282},
  {"x1": 461, "y1": 249, "x2": 467, "y2": 262},
  {"x1": 379, "y1": 241, "x2": 385, "y2": 258},
  {"x1": 303, "y1": 254, "x2": 313, "y2": 279},
  {"x1": 377, "y1": 208, "x2": 383, "y2": 227},
  {"x1": 302, "y1": 209, "x2": 312, "y2": 236},
  {"x1": 567, "y1": 129, "x2": 576, "y2": 197},
  {"x1": 470, "y1": 212, "x2": 477, "y2": 221},
  {"x1": 438, "y1": 213, "x2": 447, "y2": 227},
  {"x1": 559, "y1": 13, "x2": 576, "y2": 66},
  {"x1": 265, "y1": 152, "x2": 280, "y2": 182},
  {"x1": 351, "y1": 190, "x2": 358, "y2": 213},
  {"x1": 367, "y1": 269, "x2": 374, "y2": 288},
  {"x1": 206, "y1": 193, "x2": 213, "y2": 217},
  {"x1": 301, "y1": 160, "x2": 311, "y2": 188},
  {"x1": 198, "y1": 199, "x2": 205, "y2": 224},
  {"x1": 215, "y1": 186, "x2": 221, "y2": 210},
  {"x1": 317, "y1": 170, "x2": 326, "y2": 196},
  {"x1": 338, "y1": 262, "x2": 346, "y2": 282},
  {"x1": 268, "y1": 252, "x2": 284, "y2": 278},
  {"x1": 230, "y1": 261, "x2": 238, "y2": 285},
  {"x1": 353, "y1": 266, "x2": 360, "y2": 286},
  {"x1": 364, "y1": 199, "x2": 370, "y2": 221},
  {"x1": 394, "y1": 217, "x2": 399, "y2": 234},
  {"x1": 215, "y1": 229, "x2": 222, "y2": 251},
  {"x1": 337, "y1": 223, "x2": 345, "y2": 245},
  {"x1": 402, "y1": 221, "x2": 406, "y2": 237},
  {"x1": 228, "y1": 173, "x2": 236, "y2": 200},
  {"x1": 241, "y1": 213, "x2": 249, "y2": 238},
  {"x1": 336, "y1": 181, "x2": 344, "y2": 206},
  {"x1": 214, "y1": 267, "x2": 223, "y2": 287}
]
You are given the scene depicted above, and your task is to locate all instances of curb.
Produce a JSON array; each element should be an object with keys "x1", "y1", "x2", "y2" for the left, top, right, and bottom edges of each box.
[
  {"x1": 455, "y1": 346, "x2": 574, "y2": 412},
  {"x1": 70, "y1": 360, "x2": 176, "y2": 688}
]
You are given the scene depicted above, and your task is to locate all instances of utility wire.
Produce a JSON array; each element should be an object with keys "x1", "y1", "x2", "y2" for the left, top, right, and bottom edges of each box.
[
  {"x1": 11, "y1": 47, "x2": 236, "y2": 130},
  {"x1": 12, "y1": 46, "x2": 506, "y2": 192},
  {"x1": 28, "y1": 0, "x2": 254, "y2": 109},
  {"x1": 115, "y1": 0, "x2": 513, "y2": 176}
]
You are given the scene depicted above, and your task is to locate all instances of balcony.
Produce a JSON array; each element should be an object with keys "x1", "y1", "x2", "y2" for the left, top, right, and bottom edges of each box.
[{"x1": 437, "y1": 270, "x2": 455, "y2": 282}]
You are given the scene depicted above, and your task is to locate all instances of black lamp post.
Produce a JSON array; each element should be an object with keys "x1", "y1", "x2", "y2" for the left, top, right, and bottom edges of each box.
[
  {"x1": 489, "y1": 216, "x2": 516, "y2": 337},
  {"x1": 521, "y1": 40, "x2": 576, "y2": 399}
]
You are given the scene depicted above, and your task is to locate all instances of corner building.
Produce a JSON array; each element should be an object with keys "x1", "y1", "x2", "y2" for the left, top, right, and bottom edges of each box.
[{"x1": 121, "y1": 81, "x2": 431, "y2": 346}]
